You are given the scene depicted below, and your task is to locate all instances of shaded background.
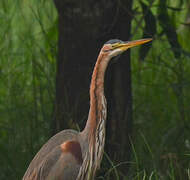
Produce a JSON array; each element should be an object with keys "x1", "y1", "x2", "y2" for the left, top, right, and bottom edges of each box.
[{"x1": 0, "y1": 0, "x2": 190, "y2": 179}]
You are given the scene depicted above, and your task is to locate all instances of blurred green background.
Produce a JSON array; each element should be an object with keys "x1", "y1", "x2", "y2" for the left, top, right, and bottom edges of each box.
[{"x1": 0, "y1": 0, "x2": 189, "y2": 179}]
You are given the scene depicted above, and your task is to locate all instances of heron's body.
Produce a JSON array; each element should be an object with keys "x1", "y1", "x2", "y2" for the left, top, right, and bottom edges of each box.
[
  {"x1": 23, "y1": 38, "x2": 152, "y2": 180},
  {"x1": 23, "y1": 130, "x2": 80, "y2": 179}
]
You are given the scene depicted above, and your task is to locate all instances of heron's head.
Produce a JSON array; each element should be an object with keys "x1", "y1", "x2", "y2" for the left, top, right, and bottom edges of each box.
[{"x1": 102, "y1": 38, "x2": 152, "y2": 59}]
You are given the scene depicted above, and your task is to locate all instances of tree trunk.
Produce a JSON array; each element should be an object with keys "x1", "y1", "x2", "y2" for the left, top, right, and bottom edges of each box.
[{"x1": 52, "y1": 0, "x2": 97, "y2": 133}]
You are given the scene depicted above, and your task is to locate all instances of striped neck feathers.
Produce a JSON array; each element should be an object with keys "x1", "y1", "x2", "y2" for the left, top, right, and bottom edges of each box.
[{"x1": 79, "y1": 51, "x2": 111, "y2": 179}]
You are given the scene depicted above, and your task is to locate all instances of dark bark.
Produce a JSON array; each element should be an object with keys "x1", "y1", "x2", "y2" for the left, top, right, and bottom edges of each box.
[{"x1": 52, "y1": 0, "x2": 98, "y2": 133}]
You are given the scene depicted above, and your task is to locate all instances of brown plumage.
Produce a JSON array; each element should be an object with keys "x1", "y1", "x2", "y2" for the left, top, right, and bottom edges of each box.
[
  {"x1": 23, "y1": 38, "x2": 152, "y2": 180},
  {"x1": 61, "y1": 141, "x2": 83, "y2": 164}
]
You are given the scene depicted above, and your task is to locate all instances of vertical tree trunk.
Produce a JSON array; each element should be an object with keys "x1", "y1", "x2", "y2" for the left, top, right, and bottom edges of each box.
[{"x1": 52, "y1": 1, "x2": 96, "y2": 133}]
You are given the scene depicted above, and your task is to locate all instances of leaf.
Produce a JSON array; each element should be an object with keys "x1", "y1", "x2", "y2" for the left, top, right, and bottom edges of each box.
[
  {"x1": 167, "y1": 6, "x2": 184, "y2": 11},
  {"x1": 139, "y1": 1, "x2": 156, "y2": 61},
  {"x1": 158, "y1": 0, "x2": 182, "y2": 59}
]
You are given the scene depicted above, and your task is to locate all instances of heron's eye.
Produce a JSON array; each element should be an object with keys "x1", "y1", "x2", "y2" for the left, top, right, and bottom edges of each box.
[{"x1": 103, "y1": 49, "x2": 111, "y2": 52}]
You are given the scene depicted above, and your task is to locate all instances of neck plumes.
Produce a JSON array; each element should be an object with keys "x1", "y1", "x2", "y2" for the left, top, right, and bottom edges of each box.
[
  {"x1": 80, "y1": 50, "x2": 110, "y2": 179},
  {"x1": 85, "y1": 51, "x2": 109, "y2": 136}
]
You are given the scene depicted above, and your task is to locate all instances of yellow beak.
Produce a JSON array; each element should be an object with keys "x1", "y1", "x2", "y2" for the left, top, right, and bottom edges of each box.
[{"x1": 118, "y1": 38, "x2": 152, "y2": 51}]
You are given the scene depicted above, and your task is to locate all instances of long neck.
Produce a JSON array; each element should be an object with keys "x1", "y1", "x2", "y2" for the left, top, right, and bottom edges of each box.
[
  {"x1": 83, "y1": 51, "x2": 109, "y2": 138},
  {"x1": 78, "y1": 50, "x2": 111, "y2": 180}
]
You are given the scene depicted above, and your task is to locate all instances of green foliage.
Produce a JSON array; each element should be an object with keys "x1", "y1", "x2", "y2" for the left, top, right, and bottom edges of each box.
[
  {"x1": 130, "y1": 0, "x2": 190, "y2": 179},
  {"x1": 139, "y1": 1, "x2": 156, "y2": 61},
  {"x1": 0, "y1": 0, "x2": 57, "y2": 179},
  {"x1": 0, "y1": 0, "x2": 189, "y2": 179}
]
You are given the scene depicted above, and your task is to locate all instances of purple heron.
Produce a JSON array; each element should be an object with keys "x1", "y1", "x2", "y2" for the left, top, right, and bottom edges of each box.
[{"x1": 23, "y1": 38, "x2": 152, "y2": 180}]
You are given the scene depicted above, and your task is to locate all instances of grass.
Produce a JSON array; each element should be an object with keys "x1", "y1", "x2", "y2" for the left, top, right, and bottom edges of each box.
[{"x1": 97, "y1": 133, "x2": 190, "y2": 179}]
